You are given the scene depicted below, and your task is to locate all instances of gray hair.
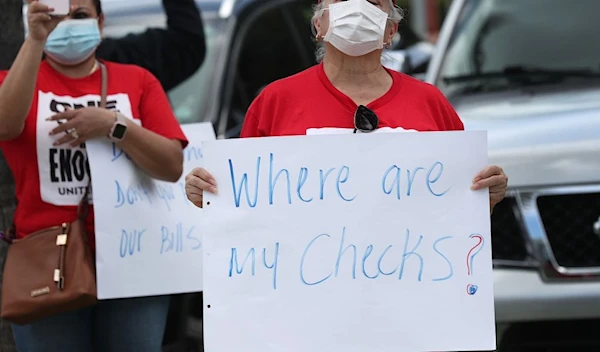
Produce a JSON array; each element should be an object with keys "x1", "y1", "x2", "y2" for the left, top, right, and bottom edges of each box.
[{"x1": 311, "y1": 1, "x2": 404, "y2": 62}]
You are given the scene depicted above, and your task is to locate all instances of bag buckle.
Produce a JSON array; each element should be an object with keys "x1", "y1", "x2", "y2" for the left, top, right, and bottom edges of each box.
[{"x1": 56, "y1": 234, "x2": 67, "y2": 246}]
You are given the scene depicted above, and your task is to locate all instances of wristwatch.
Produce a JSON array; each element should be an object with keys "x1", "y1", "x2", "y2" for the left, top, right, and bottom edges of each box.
[{"x1": 109, "y1": 112, "x2": 128, "y2": 141}]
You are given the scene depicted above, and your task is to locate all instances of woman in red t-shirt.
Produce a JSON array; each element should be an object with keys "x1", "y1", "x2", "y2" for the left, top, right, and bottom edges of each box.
[
  {"x1": 0, "y1": 1, "x2": 187, "y2": 351},
  {"x1": 185, "y1": 0, "x2": 508, "y2": 210}
]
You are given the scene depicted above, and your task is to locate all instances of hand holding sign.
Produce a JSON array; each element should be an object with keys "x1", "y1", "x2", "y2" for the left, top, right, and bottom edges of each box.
[
  {"x1": 200, "y1": 131, "x2": 497, "y2": 352},
  {"x1": 471, "y1": 165, "x2": 508, "y2": 213},
  {"x1": 184, "y1": 167, "x2": 218, "y2": 208}
]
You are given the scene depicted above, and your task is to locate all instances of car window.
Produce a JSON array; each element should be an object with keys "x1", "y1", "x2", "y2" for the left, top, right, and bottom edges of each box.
[
  {"x1": 222, "y1": 0, "x2": 316, "y2": 138},
  {"x1": 103, "y1": 11, "x2": 227, "y2": 125},
  {"x1": 236, "y1": 1, "x2": 315, "y2": 104},
  {"x1": 438, "y1": 0, "x2": 600, "y2": 92}
]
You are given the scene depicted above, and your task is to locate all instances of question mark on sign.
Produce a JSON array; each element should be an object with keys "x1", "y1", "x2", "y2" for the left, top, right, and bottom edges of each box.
[
  {"x1": 466, "y1": 284, "x2": 478, "y2": 296},
  {"x1": 466, "y1": 234, "x2": 484, "y2": 276}
]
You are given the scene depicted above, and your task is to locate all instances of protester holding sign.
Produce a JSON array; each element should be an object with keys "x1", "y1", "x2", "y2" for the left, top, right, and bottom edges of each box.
[
  {"x1": 184, "y1": 0, "x2": 508, "y2": 211},
  {"x1": 0, "y1": 0, "x2": 187, "y2": 351}
]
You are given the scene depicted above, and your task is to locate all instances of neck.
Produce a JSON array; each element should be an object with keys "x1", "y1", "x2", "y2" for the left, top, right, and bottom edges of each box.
[
  {"x1": 46, "y1": 56, "x2": 99, "y2": 78},
  {"x1": 322, "y1": 45, "x2": 387, "y2": 87}
]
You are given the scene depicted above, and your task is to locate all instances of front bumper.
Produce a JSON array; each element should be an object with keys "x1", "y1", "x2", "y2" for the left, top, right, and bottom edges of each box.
[{"x1": 494, "y1": 267, "x2": 600, "y2": 323}]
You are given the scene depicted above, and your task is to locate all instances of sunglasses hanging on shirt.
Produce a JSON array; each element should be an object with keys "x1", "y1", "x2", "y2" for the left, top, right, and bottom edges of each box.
[{"x1": 353, "y1": 105, "x2": 379, "y2": 133}]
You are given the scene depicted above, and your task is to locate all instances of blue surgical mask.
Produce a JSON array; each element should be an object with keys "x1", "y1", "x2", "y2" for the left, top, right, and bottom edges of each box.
[{"x1": 45, "y1": 19, "x2": 102, "y2": 66}]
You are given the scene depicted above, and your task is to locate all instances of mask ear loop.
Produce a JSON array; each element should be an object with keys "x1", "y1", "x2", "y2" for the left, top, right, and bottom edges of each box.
[
  {"x1": 315, "y1": 8, "x2": 329, "y2": 42},
  {"x1": 383, "y1": 17, "x2": 395, "y2": 49}
]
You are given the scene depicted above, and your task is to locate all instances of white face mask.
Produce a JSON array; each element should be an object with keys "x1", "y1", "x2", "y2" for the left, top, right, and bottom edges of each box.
[{"x1": 323, "y1": 0, "x2": 389, "y2": 57}]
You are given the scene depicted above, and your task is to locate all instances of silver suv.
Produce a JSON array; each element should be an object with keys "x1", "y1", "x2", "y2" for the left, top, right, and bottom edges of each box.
[{"x1": 425, "y1": 0, "x2": 600, "y2": 350}]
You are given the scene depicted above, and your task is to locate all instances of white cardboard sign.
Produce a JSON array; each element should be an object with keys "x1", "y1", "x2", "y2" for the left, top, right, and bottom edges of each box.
[
  {"x1": 201, "y1": 131, "x2": 496, "y2": 352},
  {"x1": 87, "y1": 122, "x2": 215, "y2": 299}
]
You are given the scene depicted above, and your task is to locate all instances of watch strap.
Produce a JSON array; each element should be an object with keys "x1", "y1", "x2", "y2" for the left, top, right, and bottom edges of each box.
[{"x1": 109, "y1": 112, "x2": 128, "y2": 141}]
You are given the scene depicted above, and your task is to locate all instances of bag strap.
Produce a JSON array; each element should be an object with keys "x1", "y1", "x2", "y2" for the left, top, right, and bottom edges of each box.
[{"x1": 77, "y1": 61, "x2": 108, "y2": 221}]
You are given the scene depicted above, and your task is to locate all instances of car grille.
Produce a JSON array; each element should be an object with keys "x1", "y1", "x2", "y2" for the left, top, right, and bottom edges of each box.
[
  {"x1": 537, "y1": 192, "x2": 600, "y2": 268},
  {"x1": 491, "y1": 197, "x2": 529, "y2": 262}
]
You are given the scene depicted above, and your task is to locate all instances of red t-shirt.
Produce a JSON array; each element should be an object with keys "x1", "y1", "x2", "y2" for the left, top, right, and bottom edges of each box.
[
  {"x1": 241, "y1": 62, "x2": 463, "y2": 137},
  {"x1": 0, "y1": 60, "x2": 188, "y2": 247}
]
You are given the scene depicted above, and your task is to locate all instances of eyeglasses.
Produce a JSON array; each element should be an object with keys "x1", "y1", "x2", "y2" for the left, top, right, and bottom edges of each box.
[{"x1": 353, "y1": 105, "x2": 379, "y2": 133}]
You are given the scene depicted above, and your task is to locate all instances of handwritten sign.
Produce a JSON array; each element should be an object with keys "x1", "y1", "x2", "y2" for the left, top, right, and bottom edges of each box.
[
  {"x1": 87, "y1": 122, "x2": 215, "y2": 299},
  {"x1": 201, "y1": 131, "x2": 495, "y2": 352}
]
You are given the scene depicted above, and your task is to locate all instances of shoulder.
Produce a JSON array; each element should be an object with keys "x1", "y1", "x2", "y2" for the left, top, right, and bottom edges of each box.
[
  {"x1": 389, "y1": 70, "x2": 464, "y2": 131},
  {"x1": 390, "y1": 70, "x2": 447, "y2": 101},
  {"x1": 247, "y1": 65, "x2": 318, "y2": 115},
  {"x1": 259, "y1": 65, "x2": 320, "y2": 99}
]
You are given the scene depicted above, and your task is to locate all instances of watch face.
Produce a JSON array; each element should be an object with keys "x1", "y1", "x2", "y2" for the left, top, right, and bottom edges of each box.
[{"x1": 113, "y1": 123, "x2": 127, "y2": 139}]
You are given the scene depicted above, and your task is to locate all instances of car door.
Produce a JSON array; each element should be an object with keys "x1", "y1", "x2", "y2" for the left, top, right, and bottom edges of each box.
[{"x1": 217, "y1": 0, "x2": 317, "y2": 139}]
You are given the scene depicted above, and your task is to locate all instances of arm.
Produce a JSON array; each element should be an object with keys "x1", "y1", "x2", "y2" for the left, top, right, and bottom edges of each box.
[
  {"x1": 0, "y1": 38, "x2": 45, "y2": 140},
  {"x1": 96, "y1": 0, "x2": 206, "y2": 91},
  {"x1": 117, "y1": 120, "x2": 183, "y2": 182},
  {"x1": 49, "y1": 69, "x2": 187, "y2": 182},
  {"x1": 117, "y1": 69, "x2": 187, "y2": 182}
]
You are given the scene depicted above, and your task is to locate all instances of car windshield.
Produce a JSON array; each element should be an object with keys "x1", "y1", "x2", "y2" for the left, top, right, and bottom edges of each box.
[
  {"x1": 437, "y1": 0, "x2": 600, "y2": 96},
  {"x1": 103, "y1": 9, "x2": 226, "y2": 124}
]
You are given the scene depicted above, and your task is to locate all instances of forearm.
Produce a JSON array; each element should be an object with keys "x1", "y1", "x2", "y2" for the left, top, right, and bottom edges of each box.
[
  {"x1": 0, "y1": 38, "x2": 45, "y2": 140},
  {"x1": 117, "y1": 120, "x2": 184, "y2": 182}
]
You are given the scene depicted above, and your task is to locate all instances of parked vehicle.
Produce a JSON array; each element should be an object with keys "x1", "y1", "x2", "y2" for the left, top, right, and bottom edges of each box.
[{"x1": 425, "y1": 0, "x2": 600, "y2": 350}]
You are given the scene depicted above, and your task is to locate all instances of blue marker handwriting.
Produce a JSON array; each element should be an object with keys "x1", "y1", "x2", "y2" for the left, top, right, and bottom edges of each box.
[
  {"x1": 227, "y1": 154, "x2": 450, "y2": 208},
  {"x1": 111, "y1": 143, "x2": 132, "y2": 162},
  {"x1": 160, "y1": 222, "x2": 201, "y2": 254},
  {"x1": 228, "y1": 243, "x2": 280, "y2": 290},
  {"x1": 299, "y1": 227, "x2": 456, "y2": 286},
  {"x1": 114, "y1": 179, "x2": 187, "y2": 211},
  {"x1": 381, "y1": 161, "x2": 450, "y2": 199},
  {"x1": 120, "y1": 228, "x2": 145, "y2": 258},
  {"x1": 185, "y1": 145, "x2": 203, "y2": 162},
  {"x1": 225, "y1": 227, "x2": 483, "y2": 290},
  {"x1": 118, "y1": 223, "x2": 201, "y2": 258}
]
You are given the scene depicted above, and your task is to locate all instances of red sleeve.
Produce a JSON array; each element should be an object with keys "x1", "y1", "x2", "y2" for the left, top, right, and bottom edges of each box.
[
  {"x1": 139, "y1": 69, "x2": 189, "y2": 148},
  {"x1": 441, "y1": 98, "x2": 464, "y2": 131},
  {"x1": 240, "y1": 111, "x2": 260, "y2": 138},
  {"x1": 240, "y1": 93, "x2": 264, "y2": 138},
  {"x1": 430, "y1": 85, "x2": 464, "y2": 131}
]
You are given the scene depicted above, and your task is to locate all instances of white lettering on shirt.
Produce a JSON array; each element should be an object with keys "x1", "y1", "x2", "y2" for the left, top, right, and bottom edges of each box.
[{"x1": 36, "y1": 91, "x2": 135, "y2": 206}]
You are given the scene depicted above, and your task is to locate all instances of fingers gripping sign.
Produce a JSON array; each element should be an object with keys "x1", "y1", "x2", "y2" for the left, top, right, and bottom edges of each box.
[
  {"x1": 185, "y1": 168, "x2": 218, "y2": 208},
  {"x1": 470, "y1": 165, "x2": 509, "y2": 213}
]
